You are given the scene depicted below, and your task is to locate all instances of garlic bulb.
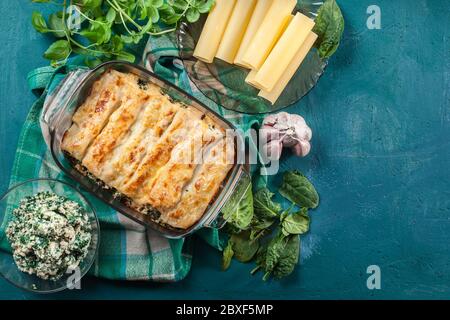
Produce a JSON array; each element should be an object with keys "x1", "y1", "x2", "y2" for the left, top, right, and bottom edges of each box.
[{"x1": 260, "y1": 112, "x2": 312, "y2": 160}]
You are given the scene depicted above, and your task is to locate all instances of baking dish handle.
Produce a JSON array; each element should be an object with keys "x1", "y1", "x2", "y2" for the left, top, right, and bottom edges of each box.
[
  {"x1": 40, "y1": 68, "x2": 91, "y2": 147},
  {"x1": 203, "y1": 167, "x2": 252, "y2": 230}
]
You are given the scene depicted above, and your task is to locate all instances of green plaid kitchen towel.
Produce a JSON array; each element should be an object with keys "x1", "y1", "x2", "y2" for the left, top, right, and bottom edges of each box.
[{"x1": 0, "y1": 34, "x2": 263, "y2": 282}]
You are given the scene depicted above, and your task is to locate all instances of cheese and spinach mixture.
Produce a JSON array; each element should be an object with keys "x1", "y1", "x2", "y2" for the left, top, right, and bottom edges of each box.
[{"x1": 6, "y1": 192, "x2": 92, "y2": 281}]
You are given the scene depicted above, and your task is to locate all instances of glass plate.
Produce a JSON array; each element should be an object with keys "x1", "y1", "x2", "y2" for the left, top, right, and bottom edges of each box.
[
  {"x1": 0, "y1": 179, "x2": 99, "y2": 293},
  {"x1": 176, "y1": 0, "x2": 326, "y2": 114}
]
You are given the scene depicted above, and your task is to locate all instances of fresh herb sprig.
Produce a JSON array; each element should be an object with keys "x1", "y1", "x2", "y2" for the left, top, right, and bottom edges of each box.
[
  {"x1": 222, "y1": 170, "x2": 320, "y2": 281},
  {"x1": 31, "y1": 0, "x2": 215, "y2": 66}
]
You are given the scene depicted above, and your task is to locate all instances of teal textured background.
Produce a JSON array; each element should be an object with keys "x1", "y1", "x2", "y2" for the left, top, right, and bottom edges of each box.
[{"x1": 0, "y1": 0, "x2": 449, "y2": 299}]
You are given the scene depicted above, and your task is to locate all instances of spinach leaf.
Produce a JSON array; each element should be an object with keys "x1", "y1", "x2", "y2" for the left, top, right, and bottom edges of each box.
[
  {"x1": 254, "y1": 188, "x2": 282, "y2": 219},
  {"x1": 279, "y1": 171, "x2": 319, "y2": 209},
  {"x1": 249, "y1": 219, "x2": 274, "y2": 241},
  {"x1": 313, "y1": 0, "x2": 345, "y2": 59},
  {"x1": 279, "y1": 203, "x2": 295, "y2": 222},
  {"x1": 248, "y1": 188, "x2": 282, "y2": 240},
  {"x1": 223, "y1": 170, "x2": 318, "y2": 282},
  {"x1": 222, "y1": 231, "x2": 259, "y2": 269},
  {"x1": 229, "y1": 232, "x2": 259, "y2": 263},
  {"x1": 281, "y1": 208, "x2": 310, "y2": 236},
  {"x1": 221, "y1": 240, "x2": 234, "y2": 271},
  {"x1": 263, "y1": 232, "x2": 286, "y2": 281},
  {"x1": 272, "y1": 234, "x2": 300, "y2": 279},
  {"x1": 251, "y1": 231, "x2": 301, "y2": 281},
  {"x1": 222, "y1": 221, "x2": 244, "y2": 236},
  {"x1": 250, "y1": 243, "x2": 268, "y2": 275},
  {"x1": 222, "y1": 180, "x2": 254, "y2": 230}
]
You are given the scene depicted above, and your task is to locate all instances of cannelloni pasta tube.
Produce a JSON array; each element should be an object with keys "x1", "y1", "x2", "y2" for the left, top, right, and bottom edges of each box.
[
  {"x1": 193, "y1": 0, "x2": 237, "y2": 63},
  {"x1": 254, "y1": 12, "x2": 315, "y2": 92},
  {"x1": 259, "y1": 32, "x2": 318, "y2": 104},
  {"x1": 240, "y1": 0, "x2": 297, "y2": 69},
  {"x1": 234, "y1": 0, "x2": 273, "y2": 68},
  {"x1": 216, "y1": 0, "x2": 257, "y2": 63}
]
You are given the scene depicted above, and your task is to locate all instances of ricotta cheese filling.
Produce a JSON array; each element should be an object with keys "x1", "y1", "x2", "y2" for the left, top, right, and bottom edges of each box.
[{"x1": 6, "y1": 192, "x2": 92, "y2": 281}]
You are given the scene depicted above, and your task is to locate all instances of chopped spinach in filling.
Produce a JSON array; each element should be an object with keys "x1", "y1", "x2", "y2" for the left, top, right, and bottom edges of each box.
[{"x1": 6, "y1": 192, "x2": 92, "y2": 281}]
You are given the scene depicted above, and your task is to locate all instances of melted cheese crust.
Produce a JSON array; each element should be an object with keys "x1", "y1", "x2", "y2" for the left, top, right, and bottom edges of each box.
[
  {"x1": 61, "y1": 70, "x2": 125, "y2": 159},
  {"x1": 62, "y1": 70, "x2": 235, "y2": 229},
  {"x1": 163, "y1": 136, "x2": 234, "y2": 229}
]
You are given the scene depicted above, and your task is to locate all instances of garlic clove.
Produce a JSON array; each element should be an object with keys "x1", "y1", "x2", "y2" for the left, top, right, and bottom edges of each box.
[
  {"x1": 262, "y1": 113, "x2": 279, "y2": 127},
  {"x1": 292, "y1": 140, "x2": 311, "y2": 157},
  {"x1": 260, "y1": 126, "x2": 280, "y2": 143},
  {"x1": 282, "y1": 134, "x2": 298, "y2": 148},
  {"x1": 295, "y1": 124, "x2": 312, "y2": 141},
  {"x1": 262, "y1": 139, "x2": 283, "y2": 161}
]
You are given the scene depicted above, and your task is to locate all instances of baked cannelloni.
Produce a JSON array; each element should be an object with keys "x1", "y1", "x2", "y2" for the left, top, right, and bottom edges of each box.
[{"x1": 61, "y1": 70, "x2": 235, "y2": 229}]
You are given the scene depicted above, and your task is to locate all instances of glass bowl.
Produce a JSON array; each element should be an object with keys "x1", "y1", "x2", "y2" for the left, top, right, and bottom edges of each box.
[
  {"x1": 0, "y1": 178, "x2": 99, "y2": 294},
  {"x1": 176, "y1": 0, "x2": 326, "y2": 114}
]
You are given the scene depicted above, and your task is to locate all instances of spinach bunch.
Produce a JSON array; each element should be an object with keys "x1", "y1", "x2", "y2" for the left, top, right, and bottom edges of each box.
[
  {"x1": 312, "y1": 0, "x2": 345, "y2": 59},
  {"x1": 222, "y1": 170, "x2": 319, "y2": 281},
  {"x1": 252, "y1": 230, "x2": 300, "y2": 281},
  {"x1": 31, "y1": 0, "x2": 215, "y2": 66}
]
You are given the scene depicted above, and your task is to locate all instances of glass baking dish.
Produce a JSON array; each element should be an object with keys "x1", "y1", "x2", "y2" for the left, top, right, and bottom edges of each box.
[{"x1": 40, "y1": 61, "x2": 250, "y2": 239}]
